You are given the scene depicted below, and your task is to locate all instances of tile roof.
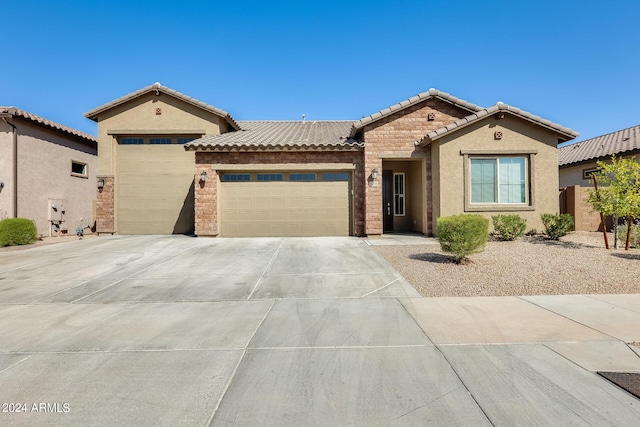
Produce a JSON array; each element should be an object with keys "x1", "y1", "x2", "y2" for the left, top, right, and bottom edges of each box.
[
  {"x1": 423, "y1": 103, "x2": 579, "y2": 144},
  {"x1": 559, "y1": 123, "x2": 640, "y2": 166},
  {"x1": 350, "y1": 88, "x2": 483, "y2": 137},
  {"x1": 0, "y1": 106, "x2": 97, "y2": 145},
  {"x1": 84, "y1": 82, "x2": 240, "y2": 131},
  {"x1": 184, "y1": 120, "x2": 362, "y2": 151}
]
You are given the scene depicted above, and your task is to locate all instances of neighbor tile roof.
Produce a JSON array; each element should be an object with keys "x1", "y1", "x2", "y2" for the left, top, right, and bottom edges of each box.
[
  {"x1": 423, "y1": 103, "x2": 579, "y2": 144},
  {"x1": 558, "y1": 123, "x2": 640, "y2": 166},
  {"x1": 184, "y1": 121, "x2": 362, "y2": 151},
  {"x1": 84, "y1": 82, "x2": 240, "y2": 131},
  {"x1": 0, "y1": 106, "x2": 97, "y2": 145},
  {"x1": 350, "y1": 88, "x2": 483, "y2": 137}
]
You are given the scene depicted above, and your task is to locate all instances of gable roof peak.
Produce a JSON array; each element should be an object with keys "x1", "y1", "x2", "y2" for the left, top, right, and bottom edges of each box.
[
  {"x1": 350, "y1": 88, "x2": 483, "y2": 137},
  {"x1": 84, "y1": 83, "x2": 240, "y2": 130}
]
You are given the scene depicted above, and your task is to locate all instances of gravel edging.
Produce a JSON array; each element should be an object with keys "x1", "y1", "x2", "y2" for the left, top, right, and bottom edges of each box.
[{"x1": 374, "y1": 232, "x2": 640, "y2": 297}]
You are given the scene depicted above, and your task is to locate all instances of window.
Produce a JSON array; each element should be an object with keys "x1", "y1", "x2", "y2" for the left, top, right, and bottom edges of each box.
[
  {"x1": 290, "y1": 173, "x2": 316, "y2": 181},
  {"x1": 223, "y1": 174, "x2": 250, "y2": 182},
  {"x1": 150, "y1": 138, "x2": 172, "y2": 145},
  {"x1": 71, "y1": 161, "x2": 88, "y2": 178},
  {"x1": 322, "y1": 173, "x2": 349, "y2": 181},
  {"x1": 120, "y1": 138, "x2": 144, "y2": 145},
  {"x1": 257, "y1": 174, "x2": 283, "y2": 181},
  {"x1": 582, "y1": 167, "x2": 600, "y2": 180},
  {"x1": 177, "y1": 138, "x2": 195, "y2": 144},
  {"x1": 470, "y1": 157, "x2": 527, "y2": 204},
  {"x1": 394, "y1": 173, "x2": 405, "y2": 215}
]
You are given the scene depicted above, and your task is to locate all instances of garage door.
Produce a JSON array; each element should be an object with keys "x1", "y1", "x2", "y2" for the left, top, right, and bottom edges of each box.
[
  {"x1": 219, "y1": 172, "x2": 350, "y2": 237},
  {"x1": 117, "y1": 146, "x2": 195, "y2": 234}
]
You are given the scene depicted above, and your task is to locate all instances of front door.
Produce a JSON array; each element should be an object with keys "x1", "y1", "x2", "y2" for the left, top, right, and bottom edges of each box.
[{"x1": 382, "y1": 170, "x2": 393, "y2": 232}]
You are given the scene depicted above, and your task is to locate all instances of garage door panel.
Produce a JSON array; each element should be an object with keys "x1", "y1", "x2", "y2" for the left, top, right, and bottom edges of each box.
[{"x1": 220, "y1": 179, "x2": 349, "y2": 237}]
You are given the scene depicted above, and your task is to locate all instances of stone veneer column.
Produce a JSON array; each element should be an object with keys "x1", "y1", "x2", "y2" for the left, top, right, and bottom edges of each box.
[
  {"x1": 194, "y1": 159, "x2": 217, "y2": 236},
  {"x1": 96, "y1": 176, "x2": 115, "y2": 234}
]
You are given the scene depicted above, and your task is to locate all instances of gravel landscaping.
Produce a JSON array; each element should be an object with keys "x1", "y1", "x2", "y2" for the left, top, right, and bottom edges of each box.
[{"x1": 374, "y1": 232, "x2": 640, "y2": 297}]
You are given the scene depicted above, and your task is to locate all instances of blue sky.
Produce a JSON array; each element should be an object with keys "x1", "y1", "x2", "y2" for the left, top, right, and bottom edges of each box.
[{"x1": 3, "y1": 1, "x2": 639, "y2": 144}]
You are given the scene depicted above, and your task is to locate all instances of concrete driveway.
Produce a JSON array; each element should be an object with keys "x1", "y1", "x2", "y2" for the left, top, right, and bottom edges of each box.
[{"x1": 1, "y1": 236, "x2": 639, "y2": 426}]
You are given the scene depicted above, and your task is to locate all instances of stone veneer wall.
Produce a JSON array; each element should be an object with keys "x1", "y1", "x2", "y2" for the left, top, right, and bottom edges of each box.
[
  {"x1": 362, "y1": 99, "x2": 470, "y2": 235},
  {"x1": 194, "y1": 151, "x2": 364, "y2": 236},
  {"x1": 96, "y1": 176, "x2": 114, "y2": 234}
]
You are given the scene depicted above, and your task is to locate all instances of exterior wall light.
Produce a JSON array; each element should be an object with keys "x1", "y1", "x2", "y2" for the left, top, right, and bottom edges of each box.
[
  {"x1": 97, "y1": 178, "x2": 105, "y2": 189},
  {"x1": 200, "y1": 171, "x2": 207, "y2": 182},
  {"x1": 371, "y1": 168, "x2": 379, "y2": 180}
]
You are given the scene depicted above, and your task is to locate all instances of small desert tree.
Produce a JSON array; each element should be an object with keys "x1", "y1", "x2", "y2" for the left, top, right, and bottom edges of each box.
[{"x1": 586, "y1": 155, "x2": 640, "y2": 249}]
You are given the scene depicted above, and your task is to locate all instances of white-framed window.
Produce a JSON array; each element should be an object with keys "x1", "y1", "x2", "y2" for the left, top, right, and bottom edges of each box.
[
  {"x1": 394, "y1": 173, "x2": 405, "y2": 216},
  {"x1": 71, "y1": 160, "x2": 88, "y2": 178},
  {"x1": 470, "y1": 157, "x2": 527, "y2": 204}
]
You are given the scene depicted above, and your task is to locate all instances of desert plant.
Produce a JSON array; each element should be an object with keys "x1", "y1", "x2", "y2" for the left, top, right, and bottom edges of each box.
[
  {"x1": 492, "y1": 214, "x2": 527, "y2": 241},
  {"x1": 437, "y1": 214, "x2": 489, "y2": 264},
  {"x1": 540, "y1": 213, "x2": 574, "y2": 240},
  {"x1": 0, "y1": 218, "x2": 38, "y2": 247},
  {"x1": 617, "y1": 221, "x2": 640, "y2": 248}
]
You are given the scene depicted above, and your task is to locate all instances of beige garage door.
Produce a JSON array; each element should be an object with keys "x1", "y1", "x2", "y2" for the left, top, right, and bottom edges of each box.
[
  {"x1": 117, "y1": 146, "x2": 195, "y2": 234},
  {"x1": 220, "y1": 175, "x2": 350, "y2": 237}
]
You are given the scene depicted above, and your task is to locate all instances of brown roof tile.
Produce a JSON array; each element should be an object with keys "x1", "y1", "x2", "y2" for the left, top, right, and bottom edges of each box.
[
  {"x1": 184, "y1": 121, "x2": 362, "y2": 151},
  {"x1": 83, "y1": 82, "x2": 240, "y2": 131},
  {"x1": 0, "y1": 106, "x2": 97, "y2": 145},
  {"x1": 559, "y1": 124, "x2": 640, "y2": 166}
]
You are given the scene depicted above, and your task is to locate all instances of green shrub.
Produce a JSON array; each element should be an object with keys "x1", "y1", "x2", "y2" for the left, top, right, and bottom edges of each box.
[
  {"x1": 540, "y1": 213, "x2": 574, "y2": 240},
  {"x1": 437, "y1": 214, "x2": 489, "y2": 264},
  {"x1": 0, "y1": 218, "x2": 38, "y2": 247},
  {"x1": 618, "y1": 221, "x2": 640, "y2": 248},
  {"x1": 492, "y1": 214, "x2": 527, "y2": 241}
]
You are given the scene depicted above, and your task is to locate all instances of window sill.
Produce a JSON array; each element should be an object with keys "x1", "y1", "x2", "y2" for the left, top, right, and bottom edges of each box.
[
  {"x1": 71, "y1": 173, "x2": 88, "y2": 179},
  {"x1": 465, "y1": 205, "x2": 534, "y2": 212}
]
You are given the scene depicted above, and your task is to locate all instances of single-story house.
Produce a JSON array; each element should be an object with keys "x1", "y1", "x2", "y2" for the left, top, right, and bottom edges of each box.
[
  {"x1": 559, "y1": 123, "x2": 640, "y2": 231},
  {"x1": 86, "y1": 83, "x2": 578, "y2": 237},
  {"x1": 0, "y1": 107, "x2": 98, "y2": 236}
]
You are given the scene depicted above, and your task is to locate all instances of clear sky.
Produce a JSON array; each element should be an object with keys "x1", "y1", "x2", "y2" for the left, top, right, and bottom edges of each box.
[{"x1": 3, "y1": 1, "x2": 639, "y2": 145}]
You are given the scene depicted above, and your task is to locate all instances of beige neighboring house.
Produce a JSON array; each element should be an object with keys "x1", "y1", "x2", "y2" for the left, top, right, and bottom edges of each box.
[
  {"x1": 559, "y1": 124, "x2": 640, "y2": 230},
  {"x1": 0, "y1": 107, "x2": 98, "y2": 237},
  {"x1": 88, "y1": 83, "x2": 578, "y2": 237}
]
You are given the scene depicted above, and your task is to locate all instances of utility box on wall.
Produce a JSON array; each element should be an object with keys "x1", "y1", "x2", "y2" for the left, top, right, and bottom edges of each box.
[{"x1": 48, "y1": 199, "x2": 66, "y2": 236}]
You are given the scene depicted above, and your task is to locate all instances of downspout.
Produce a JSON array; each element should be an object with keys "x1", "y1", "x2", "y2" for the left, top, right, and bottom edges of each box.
[{"x1": 1, "y1": 117, "x2": 18, "y2": 217}]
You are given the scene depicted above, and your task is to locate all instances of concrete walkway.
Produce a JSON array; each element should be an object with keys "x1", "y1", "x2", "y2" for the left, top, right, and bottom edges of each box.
[{"x1": 0, "y1": 236, "x2": 639, "y2": 426}]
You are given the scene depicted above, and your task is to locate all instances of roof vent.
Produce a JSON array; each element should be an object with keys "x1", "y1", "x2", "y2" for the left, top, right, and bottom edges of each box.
[{"x1": 302, "y1": 114, "x2": 306, "y2": 123}]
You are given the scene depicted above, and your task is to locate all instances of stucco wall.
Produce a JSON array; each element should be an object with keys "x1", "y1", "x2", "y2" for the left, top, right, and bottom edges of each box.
[
  {"x1": 432, "y1": 114, "x2": 560, "y2": 233},
  {"x1": 559, "y1": 162, "x2": 599, "y2": 188},
  {"x1": 0, "y1": 118, "x2": 97, "y2": 236},
  {"x1": 93, "y1": 91, "x2": 223, "y2": 177},
  {"x1": 0, "y1": 123, "x2": 14, "y2": 219}
]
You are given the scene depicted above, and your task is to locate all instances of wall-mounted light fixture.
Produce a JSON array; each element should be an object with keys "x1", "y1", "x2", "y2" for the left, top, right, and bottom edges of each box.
[
  {"x1": 97, "y1": 178, "x2": 105, "y2": 189},
  {"x1": 200, "y1": 171, "x2": 207, "y2": 182},
  {"x1": 371, "y1": 168, "x2": 379, "y2": 180}
]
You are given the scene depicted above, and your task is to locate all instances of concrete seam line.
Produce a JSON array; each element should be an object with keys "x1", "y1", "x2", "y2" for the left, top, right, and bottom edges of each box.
[
  {"x1": 0, "y1": 354, "x2": 32, "y2": 375},
  {"x1": 247, "y1": 239, "x2": 284, "y2": 300},
  {"x1": 207, "y1": 299, "x2": 275, "y2": 426},
  {"x1": 361, "y1": 277, "x2": 401, "y2": 297},
  {"x1": 69, "y1": 244, "x2": 199, "y2": 304}
]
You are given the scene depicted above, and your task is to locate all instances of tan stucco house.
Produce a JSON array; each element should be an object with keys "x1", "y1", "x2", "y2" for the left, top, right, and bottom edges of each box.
[
  {"x1": 559, "y1": 124, "x2": 639, "y2": 231},
  {"x1": 86, "y1": 83, "x2": 578, "y2": 237},
  {"x1": 0, "y1": 107, "x2": 97, "y2": 236}
]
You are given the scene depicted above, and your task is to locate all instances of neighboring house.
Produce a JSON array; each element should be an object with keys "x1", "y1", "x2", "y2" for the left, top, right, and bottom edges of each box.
[
  {"x1": 559, "y1": 124, "x2": 640, "y2": 231},
  {"x1": 87, "y1": 83, "x2": 578, "y2": 237},
  {"x1": 0, "y1": 107, "x2": 98, "y2": 237}
]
